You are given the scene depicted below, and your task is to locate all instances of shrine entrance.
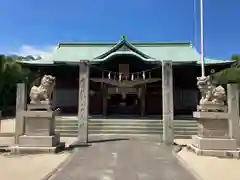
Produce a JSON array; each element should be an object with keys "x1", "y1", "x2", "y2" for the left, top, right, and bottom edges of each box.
[
  {"x1": 107, "y1": 87, "x2": 140, "y2": 115},
  {"x1": 90, "y1": 54, "x2": 161, "y2": 117}
]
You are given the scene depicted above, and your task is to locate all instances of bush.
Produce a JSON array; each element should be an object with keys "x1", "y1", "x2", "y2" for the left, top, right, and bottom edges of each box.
[{"x1": 213, "y1": 56, "x2": 240, "y2": 85}]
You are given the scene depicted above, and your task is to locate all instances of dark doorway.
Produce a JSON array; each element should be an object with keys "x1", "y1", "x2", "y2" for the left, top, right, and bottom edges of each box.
[{"x1": 108, "y1": 93, "x2": 140, "y2": 115}]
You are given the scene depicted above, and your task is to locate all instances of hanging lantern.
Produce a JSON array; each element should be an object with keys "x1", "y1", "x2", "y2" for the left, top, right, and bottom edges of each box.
[
  {"x1": 131, "y1": 74, "x2": 134, "y2": 81},
  {"x1": 142, "y1": 71, "x2": 145, "y2": 80}
]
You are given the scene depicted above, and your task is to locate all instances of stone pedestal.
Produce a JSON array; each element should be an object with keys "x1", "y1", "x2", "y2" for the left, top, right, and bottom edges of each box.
[
  {"x1": 11, "y1": 104, "x2": 62, "y2": 154},
  {"x1": 194, "y1": 111, "x2": 229, "y2": 138},
  {"x1": 188, "y1": 111, "x2": 240, "y2": 158},
  {"x1": 19, "y1": 135, "x2": 60, "y2": 147}
]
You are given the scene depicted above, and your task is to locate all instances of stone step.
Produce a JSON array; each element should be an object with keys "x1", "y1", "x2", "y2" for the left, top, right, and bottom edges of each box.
[
  {"x1": 56, "y1": 133, "x2": 77, "y2": 137},
  {"x1": 88, "y1": 124, "x2": 197, "y2": 128},
  {"x1": 56, "y1": 124, "x2": 198, "y2": 129},
  {"x1": 56, "y1": 120, "x2": 197, "y2": 125},
  {"x1": 88, "y1": 129, "x2": 197, "y2": 134},
  {"x1": 56, "y1": 125, "x2": 198, "y2": 129},
  {"x1": 56, "y1": 122, "x2": 198, "y2": 127},
  {"x1": 86, "y1": 120, "x2": 198, "y2": 123},
  {"x1": 56, "y1": 129, "x2": 197, "y2": 135},
  {"x1": 56, "y1": 125, "x2": 197, "y2": 131},
  {"x1": 55, "y1": 134, "x2": 195, "y2": 139},
  {"x1": 88, "y1": 121, "x2": 197, "y2": 125},
  {"x1": 55, "y1": 133, "x2": 193, "y2": 139},
  {"x1": 56, "y1": 119, "x2": 197, "y2": 123},
  {"x1": 55, "y1": 118, "x2": 197, "y2": 138}
]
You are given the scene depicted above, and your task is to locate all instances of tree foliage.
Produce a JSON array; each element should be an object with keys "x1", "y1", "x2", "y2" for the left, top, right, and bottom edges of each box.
[
  {"x1": 0, "y1": 55, "x2": 36, "y2": 110},
  {"x1": 213, "y1": 54, "x2": 240, "y2": 84}
]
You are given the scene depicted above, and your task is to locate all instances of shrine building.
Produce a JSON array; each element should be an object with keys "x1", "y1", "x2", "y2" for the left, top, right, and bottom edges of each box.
[{"x1": 20, "y1": 36, "x2": 232, "y2": 117}]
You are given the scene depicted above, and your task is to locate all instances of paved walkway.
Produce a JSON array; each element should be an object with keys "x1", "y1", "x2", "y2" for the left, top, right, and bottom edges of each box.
[{"x1": 50, "y1": 136, "x2": 197, "y2": 180}]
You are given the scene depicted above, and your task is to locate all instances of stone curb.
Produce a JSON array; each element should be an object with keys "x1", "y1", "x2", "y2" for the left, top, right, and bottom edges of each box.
[
  {"x1": 0, "y1": 132, "x2": 15, "y2": 137},
  {"x1": 41, "y1": 149, "x2": 78, "y2": 180},
  {"x1": 172, "y1": 146, "x2": 203, "y2": 180}
]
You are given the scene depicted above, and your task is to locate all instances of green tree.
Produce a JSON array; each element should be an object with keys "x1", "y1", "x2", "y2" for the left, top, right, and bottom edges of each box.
[
  {"x1": 213, "y1": 54, "x2": 240, "y2": 84},
  {"x1": 0, "y1": 55, "x2": 35, "y2": 111}
]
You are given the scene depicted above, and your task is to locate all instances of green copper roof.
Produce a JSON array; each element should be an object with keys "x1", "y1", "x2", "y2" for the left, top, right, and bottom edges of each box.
[
  {"x1": 17, "y1": 36, "x2": 232, "y2": 65},
  {"x1": 51, "y1": 41, "x2": 199, "y2": 63}
]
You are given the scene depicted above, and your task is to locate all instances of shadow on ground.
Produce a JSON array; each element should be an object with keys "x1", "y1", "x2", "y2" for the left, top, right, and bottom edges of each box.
[
  {"x1": 57, "y1": 137, "x2": 130, "y2": 153},
  {"x1": 58, "y1": 138, "x2": 187, "y2": 154}
]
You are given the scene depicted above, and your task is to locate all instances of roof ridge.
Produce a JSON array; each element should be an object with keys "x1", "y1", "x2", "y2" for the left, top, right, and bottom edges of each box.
[
  {"x1": 58, "y1": 42, "x2": 192, "y2": 47},
  {"x1": 95, "y1": 38, "x2": 152, "y2": 59}
]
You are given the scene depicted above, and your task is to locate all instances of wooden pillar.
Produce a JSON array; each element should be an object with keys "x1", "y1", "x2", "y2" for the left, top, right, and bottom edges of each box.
[
  {"x1": 77, "y1": 61, "x2": 89, "y2": 144},
  {"x1": 102, "y1": 84, "x2": 108, "y2": 117},
  {"x1": 140, "y1": 84, "x2": 146, "y2": 116},
  {"x1": 15, "y1": 83, "x2": 27, "y2": 144},
  {"x1": 162, "y1": 60, "x2": 174, "y2": 145}
]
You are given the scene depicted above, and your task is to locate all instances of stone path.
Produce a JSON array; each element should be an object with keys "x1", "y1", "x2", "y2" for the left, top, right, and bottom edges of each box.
[{"x1": 50, "y1": 136, "x2": 197, "y2": 180}]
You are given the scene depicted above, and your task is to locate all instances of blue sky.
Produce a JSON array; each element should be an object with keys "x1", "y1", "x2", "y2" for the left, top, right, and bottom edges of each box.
[{"x1": 0, "y1": 0, "x2": 239, "y2": 59}]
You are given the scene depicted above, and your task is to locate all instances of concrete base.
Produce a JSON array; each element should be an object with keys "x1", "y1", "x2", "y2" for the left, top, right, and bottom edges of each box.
[
  {"x1": 197, "y1": 104, "x2": 227, "y2": 112},
  {"x1": 191, "y1": 110, "x2": 240, "y2": 158},
  {"x1": 10, "y1": 142, "x2": 65, "y2": 154},
  {"x1": 193, "y1": 111, "x2": 228, "y2": 119},
  {"x1": 187, "y1": 144, "x2": 240, "y2": 158},
  {"x1": 19, "y1": 134, "x2": 60, "y2": 147},
  {"x1": 192, "y1": 135, "x2": 238, "y2": 150},
  {"x1": 27, "y1": 104, "x2": 52, "y2": 111}
]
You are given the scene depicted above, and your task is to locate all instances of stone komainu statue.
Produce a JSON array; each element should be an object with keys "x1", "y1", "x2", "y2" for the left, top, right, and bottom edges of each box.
[
  {"x1": 29, "y1": 75, "x2": 56, "y2": 104},
  {"x1": 197, "y1": 75, "x2": 226, "y2": 106}
]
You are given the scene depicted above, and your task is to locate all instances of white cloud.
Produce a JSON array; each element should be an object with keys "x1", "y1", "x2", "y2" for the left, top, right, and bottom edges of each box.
[{"x1": 13, "y1": 45, "x2": 56, "y2": 58}]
